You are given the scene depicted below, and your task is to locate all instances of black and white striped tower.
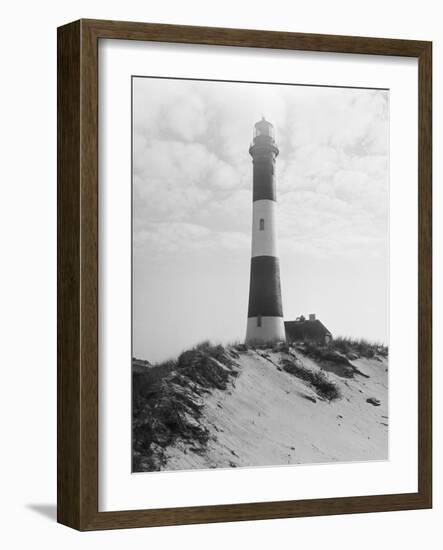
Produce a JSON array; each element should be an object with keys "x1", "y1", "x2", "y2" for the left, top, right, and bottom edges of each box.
[{"x1": 245, "y1": 117, "x2": 286, "y2": 344}]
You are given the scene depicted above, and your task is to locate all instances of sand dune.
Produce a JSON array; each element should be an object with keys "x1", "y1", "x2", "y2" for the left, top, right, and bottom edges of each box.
[{"x1": 160, "y1": 346, "x2": 388, "y2": 471}]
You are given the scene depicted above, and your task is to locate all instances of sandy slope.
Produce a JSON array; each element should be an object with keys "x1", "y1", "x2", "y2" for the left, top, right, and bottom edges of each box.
[{"x1": 163, "y1": 348, "x2": 388, "y2": 471}]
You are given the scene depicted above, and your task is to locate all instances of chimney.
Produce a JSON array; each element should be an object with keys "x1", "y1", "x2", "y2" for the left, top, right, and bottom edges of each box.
[{"x1": 309, "y1": 313, "x2": 316, "y2": 321}]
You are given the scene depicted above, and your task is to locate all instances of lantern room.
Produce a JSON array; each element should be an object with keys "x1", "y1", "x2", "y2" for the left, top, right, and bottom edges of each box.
[{"x1": 253, "y1": 117, "x2": 275, "y2": 141}]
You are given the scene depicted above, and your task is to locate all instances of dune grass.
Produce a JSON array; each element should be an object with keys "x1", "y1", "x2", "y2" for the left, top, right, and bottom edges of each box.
[
  {"x1": 132, "y1": 341, "x2": 240, "y2": 472},
  {"x1": 327, "y1": 336, "x2": 388, "y2": 359},
  {"x1": 281, "y1": 358, "x2": 341, "y2": 401}
]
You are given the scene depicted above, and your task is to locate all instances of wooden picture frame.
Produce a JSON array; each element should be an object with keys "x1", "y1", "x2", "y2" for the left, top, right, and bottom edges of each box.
[{"x1": 57, "y1": 19, "x2": 432, "y2": 530}]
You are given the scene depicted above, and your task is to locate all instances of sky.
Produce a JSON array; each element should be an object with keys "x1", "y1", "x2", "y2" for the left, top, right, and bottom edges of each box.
[{"x1": 132, "y1": 77, "x2": 389, "y2": 363}]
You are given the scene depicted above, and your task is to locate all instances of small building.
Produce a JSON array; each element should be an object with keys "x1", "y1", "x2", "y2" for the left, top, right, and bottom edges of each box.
[{"x1": 284, "y1": 314, "x2": 332, "y2": 345}]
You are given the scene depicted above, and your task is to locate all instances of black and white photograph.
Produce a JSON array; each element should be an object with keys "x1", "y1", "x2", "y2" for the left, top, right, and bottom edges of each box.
[
  {"x1": 132, "y1": 76, "x2": 389, "y2": 473},
  {"x1": 1, "y1": 0, "x2": 437, "y2": 541}
]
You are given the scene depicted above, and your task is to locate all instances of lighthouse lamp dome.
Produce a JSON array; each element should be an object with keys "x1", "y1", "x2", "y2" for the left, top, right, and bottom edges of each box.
[{"x1": 253, "y1": 116, "x2": 275, "y2": 141}]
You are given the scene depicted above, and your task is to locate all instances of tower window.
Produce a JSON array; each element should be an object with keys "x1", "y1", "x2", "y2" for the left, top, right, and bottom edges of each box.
[
  {"x1": 259, "y1": 218, "x2": 265, "y2": 231},
  {"x1": 257, "y1": 315, "x2": 262, "y2": 327}
]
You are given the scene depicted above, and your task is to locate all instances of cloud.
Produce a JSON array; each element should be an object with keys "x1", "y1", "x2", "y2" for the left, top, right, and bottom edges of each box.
[
  {"x1": 134, "y1": 222, "x2": 249, "y2": 259},
  {"x1": 133, "y1": 138, "x2": 242, "y2": 228},
  {"x1": 133, "y1": 78, "x2": 208, "y2": 142},
  {"x1": 132, "y1": 78, "x2": 389, "y2": 260},
  {"x1": 278, "y1": 187, "x2": 387, "y2": 260}
]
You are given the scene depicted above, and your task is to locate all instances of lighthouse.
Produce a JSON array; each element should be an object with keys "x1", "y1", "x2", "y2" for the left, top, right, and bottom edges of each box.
[{"x1": 245, "y1": 117, "x2": 286, "y2": 344}]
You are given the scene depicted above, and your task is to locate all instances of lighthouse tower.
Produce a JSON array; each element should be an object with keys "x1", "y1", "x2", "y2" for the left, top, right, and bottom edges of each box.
[{"x1": 245, "y1": 117, "x2": 286, "y2": 344}]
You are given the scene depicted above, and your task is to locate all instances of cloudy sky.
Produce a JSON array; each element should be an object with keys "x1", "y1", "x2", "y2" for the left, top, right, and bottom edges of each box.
[{"x1": 132, "y1": 77, "x2": 389, "y2": 363}]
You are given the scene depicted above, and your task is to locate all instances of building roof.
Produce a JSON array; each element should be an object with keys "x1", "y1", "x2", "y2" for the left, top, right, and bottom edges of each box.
[{"x1": 285, "y1": 318, "x2": 332, "y2": 341}]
